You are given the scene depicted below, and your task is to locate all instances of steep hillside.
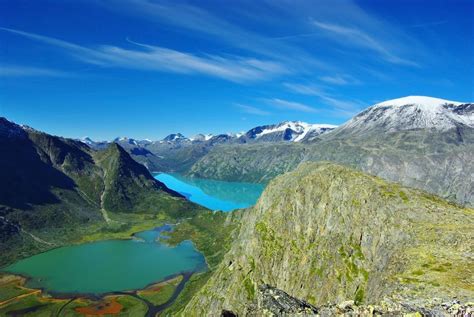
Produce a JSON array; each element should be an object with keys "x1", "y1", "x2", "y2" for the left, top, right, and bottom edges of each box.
[
  {"x1": 182, "y1": 162, "x2": 474, "y2": 315},
  {"x1": 94, "y1": 143, "x2": 196, "y2": 216},
  {"x1": 189, "y1": 143, "x2": 308, "y2": 183},
  {"x1": 0, "y1": 117, "x2": 201, "y2": 266}
]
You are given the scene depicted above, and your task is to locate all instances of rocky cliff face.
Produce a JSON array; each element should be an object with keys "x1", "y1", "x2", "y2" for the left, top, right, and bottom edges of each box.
[{"x1": 182, "y1": 163, "x2": 473, "y2": 315}]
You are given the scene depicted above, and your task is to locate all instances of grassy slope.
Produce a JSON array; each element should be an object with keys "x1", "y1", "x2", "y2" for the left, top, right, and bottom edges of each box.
[{"x1": 161, "y1": 210, "x2": 241, "y2": 314}]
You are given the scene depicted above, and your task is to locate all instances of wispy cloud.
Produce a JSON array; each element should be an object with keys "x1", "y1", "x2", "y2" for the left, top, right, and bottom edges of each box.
[
  {"x1": 319, "y1": 74, "x2": 360, "y2": 85},
  {"x1": 266, "y1": 98, "x2": 318, "y2": 113},
  {"x1": 0, "y1": 27, "x2": 288, "y2": 82},
  {"x1": 283, "y1": 83, "x2": 325, "y2": 96},
  {"x1": 235, "y1": 103, "x2": 270, "y2": 116},
  {"x1": 88, "y1": 0, "x2": 328, "y2": 73},
  {"x1": 312, "y1": 20, "x2": 419, "y2": 67},
  {"x1": 284, "y1": 82, "x2": 364, "y2": 117},
  {"x1": 0, "y1": 65, "x2": 69, "y2": 77}
]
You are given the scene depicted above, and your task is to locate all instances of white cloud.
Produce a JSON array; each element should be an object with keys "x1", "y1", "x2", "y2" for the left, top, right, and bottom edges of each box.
[
  {"x1": 283, "y1": 83, "x2": 325, "y2": 96},
  {"x1": 0, "y1": 28, "x2": 288, "y2": 83},
  {"x1": 284, "y1": 82, "x2": 364, "y2": 117},
  {"x1": 0, "y1": 65, "x2": 69, "y2": 77},
  {"x1": 312, "y1": 20, "x2": 419, "y2": 67},
  {"x1": 319, "y1": 74, "x2": 360, "y2": 85},
  {"x1": 266, "y1": 98, "x2": 318, "y2": 113},
  {"x1": 235, "y1": 104, "x2": 270, "y2": 116},
  {"x1": 86, "y1": 0, "x2": 329, "y2": 74}
]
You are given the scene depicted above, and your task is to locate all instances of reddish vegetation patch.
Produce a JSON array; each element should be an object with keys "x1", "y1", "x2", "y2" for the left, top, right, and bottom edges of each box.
[
  {"x1": 146, "y1": 285, "x2": 163, "y2": 292},
  {"x1": 75, "y1": 297, "x2": 123, "y2": 315}
]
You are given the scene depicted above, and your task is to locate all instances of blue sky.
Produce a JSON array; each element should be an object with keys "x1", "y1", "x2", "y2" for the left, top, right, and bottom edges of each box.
[{"x1": 1, "y1": 0, "x2": 472, "y2": 140}]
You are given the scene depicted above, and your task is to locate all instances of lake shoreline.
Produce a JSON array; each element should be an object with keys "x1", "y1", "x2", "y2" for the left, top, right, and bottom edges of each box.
[
  {"x1": 0, "y1": 271, "x2": 196, "y2": 316},
  {"x1": 154, "y1": 172, "x2": 264, "y2": 211},
  {"x1": 2, "y1": 224, "x2": 207, "y2": 296}
]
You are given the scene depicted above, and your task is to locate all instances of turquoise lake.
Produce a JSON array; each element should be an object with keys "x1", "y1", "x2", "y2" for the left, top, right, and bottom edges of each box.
[
  {"x1": 3, "y1": 176, "x2": 264, "y2": 294},
  {"x1": 4, "y1": 226, "x2": 206, "y2": 294},
  {"x1": 154, "y1": 173, "x2": 265, "y2": 211}
]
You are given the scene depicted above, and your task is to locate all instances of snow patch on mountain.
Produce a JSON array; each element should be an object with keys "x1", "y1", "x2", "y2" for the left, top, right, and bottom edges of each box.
[
  {"x1": 162, "y1": 133, "x2": 189, "y2": 143},
  {"x1": 375, "y1": 96, "x2": 463, "y2": 108},
  {"x1": 339, "y1": 96, "x2": 473, "y2": 133},
  {"x1": 251, "y1": 121, "x2": 337, "y2": 142},
  {"x1": 190, "y1": 134, "x2": 214, "y2": 142}
]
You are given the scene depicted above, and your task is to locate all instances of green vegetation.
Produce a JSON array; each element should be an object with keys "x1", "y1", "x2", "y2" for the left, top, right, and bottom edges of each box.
[
  {"x1": 155, "y1": 211, "x2": 239, "y2": 314},
  {"x1": 243, "y1": 276, "x2": 255, "y2": 300},
  {"x1": 166, "y1": 210, "x2": 237, "y2": 269},
  {"x1": 115, "y1": 295, "x2": 149, "y2": 316},
  {"x1": 0, "y1": 128, "x2": 205, "y2": 267},
  {"x1": 0, "y1": 275, "x2": 30, "y2": 302},
  {"x1": 0, "y1": 121, "x2": 237, "y2": 316},
  {"x1": 161, "y1": 272, "x2": 213, "y2": 315},
  {"x1": 137, "y1": 276, "x2": 183, "y2": 305}
]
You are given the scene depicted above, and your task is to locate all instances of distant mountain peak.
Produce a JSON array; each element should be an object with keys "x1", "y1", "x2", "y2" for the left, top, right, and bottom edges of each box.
[
  {"x1": 244, "y1": 120, "x2": 337, "y2": 142},
  {"x1": 190, "y1": 133, "x2": 214, "y2": 142},
  {"x1": 162, "y1": 133, "x2": 189, "y2": 142},
  {"x1": 374, "y1": 96, "x2": 463, "y2": 108},
  {"x1": 0, "y1": 117, "x2": 28, "y2": 139},
  {"x1": 336, "y1": 96, "x2": 473, "y2": 135}
]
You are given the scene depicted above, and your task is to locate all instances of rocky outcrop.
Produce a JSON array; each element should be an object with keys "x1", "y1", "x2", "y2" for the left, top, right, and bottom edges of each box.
[
  {"x1": 245, "y1": 284, "x2": 319, "y2": 316},
  {"x1": 238, "y1": 284, "x2": 474, "y2": 316},
  {"x1": 182, "y1": 162, "x2": 474, "y2": 315}
]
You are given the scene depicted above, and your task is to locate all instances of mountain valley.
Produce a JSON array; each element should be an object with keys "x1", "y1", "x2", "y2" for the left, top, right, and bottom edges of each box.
[{"x1": 1, "y1": 96, "x2": 473, "y2": 316}]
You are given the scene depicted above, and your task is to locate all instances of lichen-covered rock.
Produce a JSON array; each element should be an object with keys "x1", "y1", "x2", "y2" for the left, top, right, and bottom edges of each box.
[
  {"x1": 181, "y1": 162, "x2": 474, "y2": 316},
  {"x1": 238, "y1": 284, "x2": 474, "y2": 317},
  {"x1": 246, "y1": 284, "x2": 319, "y2": 316}
]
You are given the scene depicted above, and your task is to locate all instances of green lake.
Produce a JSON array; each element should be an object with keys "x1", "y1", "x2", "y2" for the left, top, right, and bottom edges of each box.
[
  {"x1": 3, "y1": 226, "x2": 206, "y2": 294},
  {"x1": 3, "y1": 176, "x2": 265, "y2": 295}
]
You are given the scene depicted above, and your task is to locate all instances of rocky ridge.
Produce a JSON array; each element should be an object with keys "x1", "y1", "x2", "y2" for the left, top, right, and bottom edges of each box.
[{"x1": 182, "y1": 162, "x2": 474, "y2": 316}]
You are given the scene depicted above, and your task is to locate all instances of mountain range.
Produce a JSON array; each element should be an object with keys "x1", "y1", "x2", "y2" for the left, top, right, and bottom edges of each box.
[
  {"x1": 188, "y1": 96, "x2": 474, "y2": 207},
  {"x1": 0, "y1": 117, "x2": 204, "y2": 266},
  {"x1": 1, "y1": 95, "x2": 473, "y2": 315},
  {"x1": 82, "y1": 120, "x2": 336, "y2": 148},
  {"x1": 80, "y1": 120, "x2": 336, "y2": 173}
]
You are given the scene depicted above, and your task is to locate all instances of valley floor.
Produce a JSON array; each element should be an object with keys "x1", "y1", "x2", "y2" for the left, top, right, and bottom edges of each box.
[{"x1": 0, "y1": 208, "x2": 235, "y2": 316}]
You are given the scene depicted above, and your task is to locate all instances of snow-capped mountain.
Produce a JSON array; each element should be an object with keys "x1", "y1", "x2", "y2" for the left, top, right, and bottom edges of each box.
[
  {"x1": 113, "y1": 137, "x2": 140, "y2": 145},
  {"x1": 243, "y1": 121, "x2": 337, "y2": 143},
  {"x1": 161, "y1": 133, "x2": 190, "y2": 143},
  {"x1": 336, "y1": 96, "x2": 473, "y2": 135},
  {"x1": 79, "y1": 137, "x2": 110, "y2": 149},
  {"x1": 190, "y1": 134, "x2": 214, "y2": 142},
  {"x1": 81, "y1": 137, "x2": 100, "y2": 145}
]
